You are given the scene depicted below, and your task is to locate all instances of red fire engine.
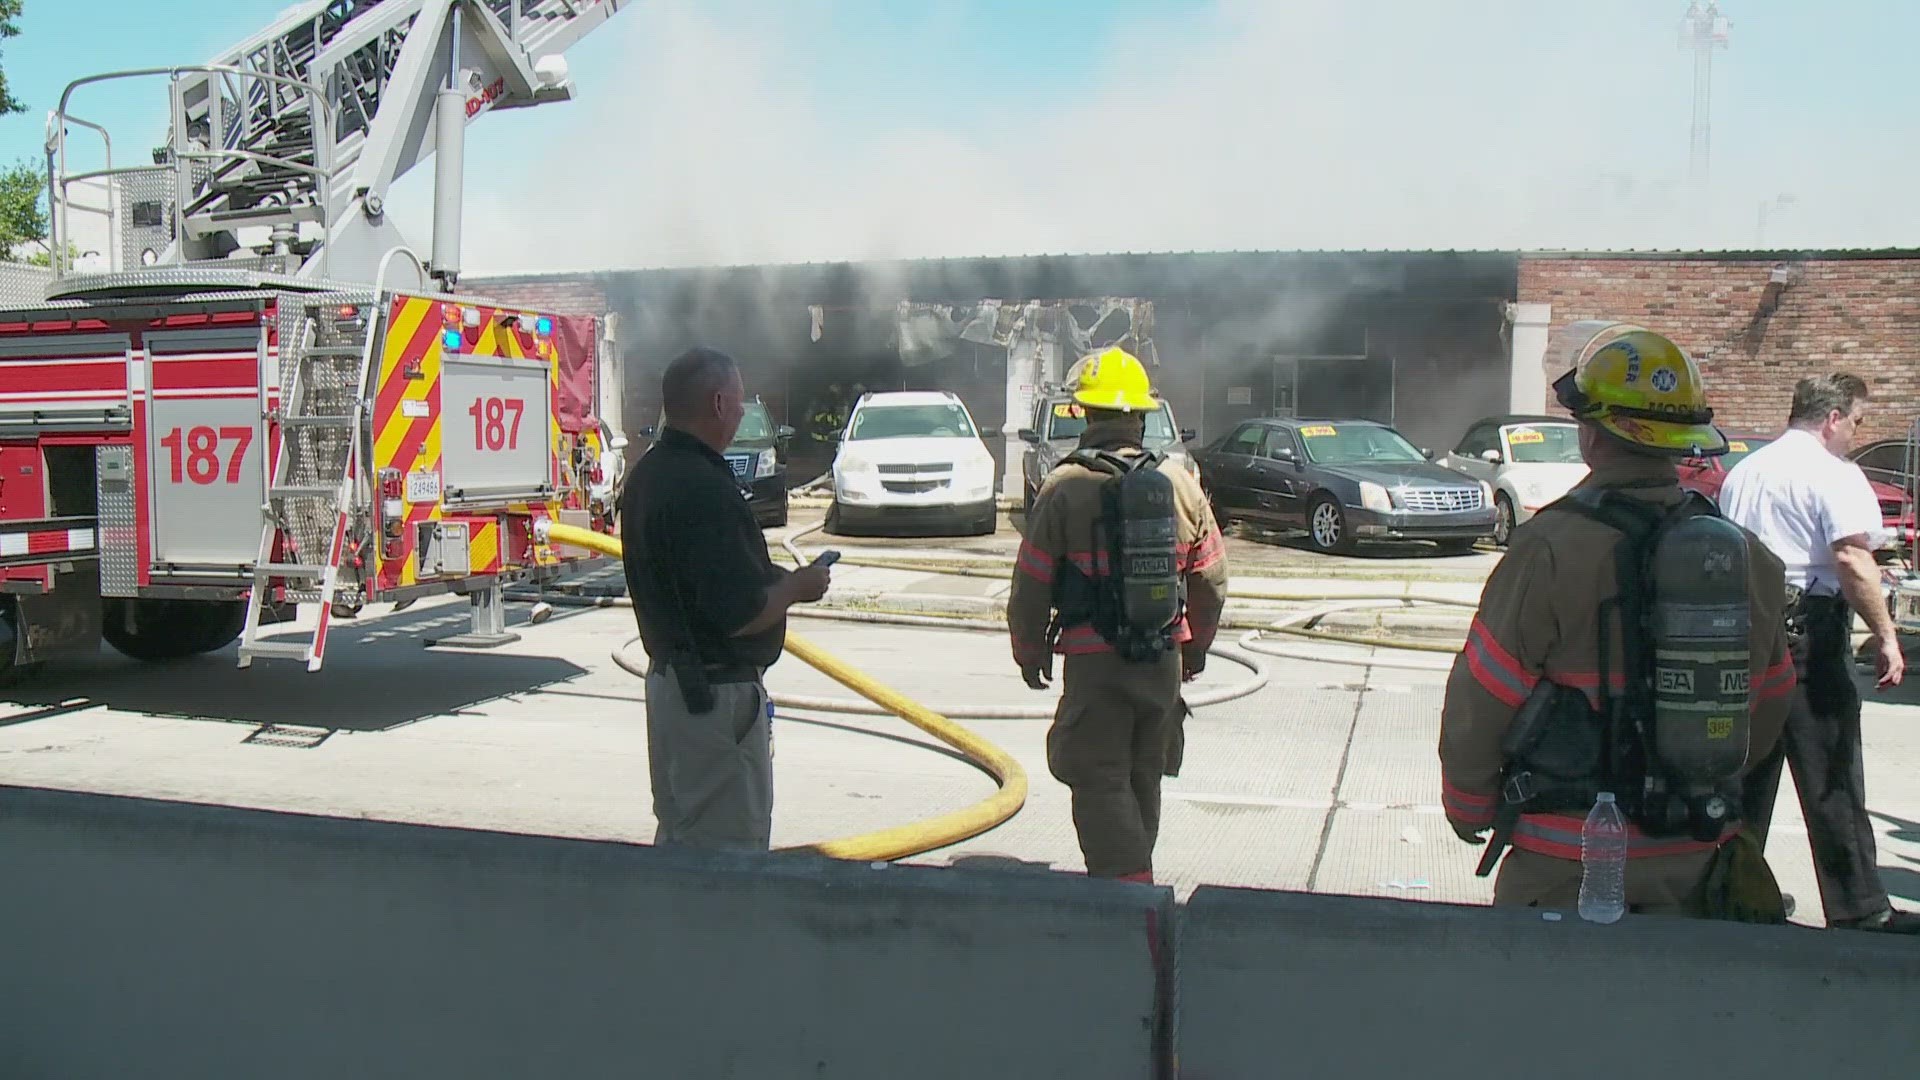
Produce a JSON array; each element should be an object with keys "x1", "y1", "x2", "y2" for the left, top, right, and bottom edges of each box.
[{"x1": 1, "y1": 0, "x2": 633, "y2": 683}]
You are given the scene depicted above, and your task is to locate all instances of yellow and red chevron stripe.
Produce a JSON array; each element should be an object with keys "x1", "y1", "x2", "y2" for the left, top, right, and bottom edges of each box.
[{"x1": 371, "y1": 294, "x2": 574, "y2": 592}]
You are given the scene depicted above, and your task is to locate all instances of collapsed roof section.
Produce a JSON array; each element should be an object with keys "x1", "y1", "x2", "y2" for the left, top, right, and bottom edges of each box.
[{"x1": 865, "y1": 297, "x2": 1158, "y2": 371}]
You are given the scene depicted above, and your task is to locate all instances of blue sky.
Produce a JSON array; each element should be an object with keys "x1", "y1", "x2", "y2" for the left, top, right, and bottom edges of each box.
[{"x1": 5, "y1": 0, "x2": 1916, "y2": 270}]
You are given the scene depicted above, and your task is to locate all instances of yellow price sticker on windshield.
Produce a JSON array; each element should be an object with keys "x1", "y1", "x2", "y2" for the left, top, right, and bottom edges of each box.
[
  {"x1": 1507, "y1": 427, "x2": 1544, "y2": 444},
  {"x1": 1052, "y1": 402, "x2": 1084, "y2": 419},
  {"x1": 1727, "y1": 441, "x2": 1748, "y2": 452},
  {"x1": 1300, "y1": 425, "x2": 1337, "y2": 437}
]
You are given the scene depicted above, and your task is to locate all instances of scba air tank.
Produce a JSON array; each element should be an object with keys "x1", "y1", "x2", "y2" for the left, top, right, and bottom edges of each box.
[
  {"x1": 1111, "y1": 464, "x2": 1182, "y2": 637},
  {"x1": 1648, "y1": 513, "x2": 1753, "y2": 783}
]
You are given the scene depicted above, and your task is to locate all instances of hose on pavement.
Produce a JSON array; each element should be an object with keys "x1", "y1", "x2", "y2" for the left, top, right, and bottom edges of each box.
[{"x1": 535, "y1": 519, "x2": 1028, "y2": 863}]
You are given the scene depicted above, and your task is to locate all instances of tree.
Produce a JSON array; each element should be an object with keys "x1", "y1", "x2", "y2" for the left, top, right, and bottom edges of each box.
[
  {"x1": 0, "y1": 3, "x2": 42, "y2": 259},
  {"x1": 0, "y1": 1, "x2": 22, "y2": 118},
  {"x1": 0, "y1": 159, "x2": 45, "y2": 261}
]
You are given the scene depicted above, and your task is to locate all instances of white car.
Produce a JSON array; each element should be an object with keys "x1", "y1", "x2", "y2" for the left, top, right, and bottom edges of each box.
[
  {"x1": 827, "y1": 390, "x2": 999, "y2": 536},
  {"x1": 1438, "y1": 415, "x2": 1589, "y2": 546}
]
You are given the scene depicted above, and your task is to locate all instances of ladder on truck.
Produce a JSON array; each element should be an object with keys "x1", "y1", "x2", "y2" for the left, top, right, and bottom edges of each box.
[
  {"x1": 45, "y1": 0, "x2": 633, "y2": 288},
  {"x1": 238, "y1": 299, "x2": 381, "y2": 670}
]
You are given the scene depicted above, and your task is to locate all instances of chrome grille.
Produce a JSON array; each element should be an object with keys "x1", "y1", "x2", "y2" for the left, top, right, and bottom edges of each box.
[
  {"x1": 879, "y1": 462, "x2": 951, "y2": 474},
  {"x1": 882, "y1": 479, "x2": 950, "y2": 494},
  {"x1": 725, "y1": 453, "x2": 751, "y2": 478},
  {"x1": 1400, "y1": 486, "x2": 1484, "y2": 513}
]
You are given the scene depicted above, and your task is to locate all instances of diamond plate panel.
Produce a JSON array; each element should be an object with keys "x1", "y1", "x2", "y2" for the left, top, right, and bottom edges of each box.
[
  {"x1": 112, "y1": 168, "x2": 176, "y2": 273},
  {"x1": 96, "y1": 445, "x2": 139, "y2": 597}
]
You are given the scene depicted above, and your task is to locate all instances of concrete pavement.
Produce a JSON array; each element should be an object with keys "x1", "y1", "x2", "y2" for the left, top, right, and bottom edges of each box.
[{"x1": 4, "y1": 554, "x2": 1918, "y2": 930}]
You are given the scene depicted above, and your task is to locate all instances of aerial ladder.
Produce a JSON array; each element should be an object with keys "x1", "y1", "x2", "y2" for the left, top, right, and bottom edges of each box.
[{"x1": 0, "y1": 1, "x2": 631, "y2": 683}]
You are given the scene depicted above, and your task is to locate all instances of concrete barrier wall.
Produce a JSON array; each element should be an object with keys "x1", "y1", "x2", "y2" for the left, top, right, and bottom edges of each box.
[
  {"x1": 0, "y1": 786, "x2": 1171, "y2": 1080},
  {"x1": 1175, "y1": 885, "x2": 1920, "y2": 1080}
]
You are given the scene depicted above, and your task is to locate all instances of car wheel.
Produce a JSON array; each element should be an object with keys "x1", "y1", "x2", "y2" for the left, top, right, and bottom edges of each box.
[
  {"x1": 1306, "y1": 494, "x2": 1352, "y2": 554},
  {"x1": 1493, "y1": 493, "x2": 1516, "y2": 547},
  {"x1": 824, "y1": 501, "x2": 845, "y2": 536}
]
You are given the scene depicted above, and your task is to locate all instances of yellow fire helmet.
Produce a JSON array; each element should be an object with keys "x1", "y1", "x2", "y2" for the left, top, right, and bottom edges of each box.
[
  {"x1": 1551, "y1": 321, "x2": 1728, "y2": 457},
  {"x1": 1071, "y1": 346, "x2": 1161, "y2": 413}
]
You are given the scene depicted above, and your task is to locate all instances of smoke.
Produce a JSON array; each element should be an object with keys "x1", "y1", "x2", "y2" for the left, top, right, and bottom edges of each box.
[{"x1": 382, "y1": 0, "x2": 1919, "y2": 275}]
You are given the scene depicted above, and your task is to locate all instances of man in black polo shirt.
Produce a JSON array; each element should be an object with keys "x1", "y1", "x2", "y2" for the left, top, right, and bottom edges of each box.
[{"x1": 621, "y1": 347, "x2": 831, "y2": 851}]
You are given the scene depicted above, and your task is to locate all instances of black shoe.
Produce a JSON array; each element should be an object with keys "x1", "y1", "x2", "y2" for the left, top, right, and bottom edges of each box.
[{"x1": 1832, "y1": 909, "x2": 1920, "y2": 934}]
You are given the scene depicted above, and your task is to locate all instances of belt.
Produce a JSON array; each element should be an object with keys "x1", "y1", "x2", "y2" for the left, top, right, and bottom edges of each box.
[
  {"x1": 696, "y1": 661, "x2": 764, "y2": 685},
  {"x1": 651, "y1": 659, "x2": 765, "y2": 684}
]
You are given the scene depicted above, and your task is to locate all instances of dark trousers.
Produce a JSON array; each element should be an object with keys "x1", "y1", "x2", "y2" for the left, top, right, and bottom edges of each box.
[{"x1": 1741, "y1": 594, "x2": 1889, "y2": 924}]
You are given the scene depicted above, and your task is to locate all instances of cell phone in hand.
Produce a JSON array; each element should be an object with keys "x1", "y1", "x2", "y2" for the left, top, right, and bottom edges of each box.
[{"x1": 811, "y1": 550, "x2": 841, "y2": 568}]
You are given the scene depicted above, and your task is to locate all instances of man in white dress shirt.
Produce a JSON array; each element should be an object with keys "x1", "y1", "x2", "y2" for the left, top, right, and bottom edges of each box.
[{"x1": 1719, "y1": 373, "x2": 1916, "y2": 933}]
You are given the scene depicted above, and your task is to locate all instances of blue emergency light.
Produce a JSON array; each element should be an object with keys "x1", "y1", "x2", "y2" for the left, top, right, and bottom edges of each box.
[
  {"x1": 535, "y1": 316, "x2": 552, "y2": 336},
  {"x1": 442, "y1": 329, "x2": 462, "y2": 350}
]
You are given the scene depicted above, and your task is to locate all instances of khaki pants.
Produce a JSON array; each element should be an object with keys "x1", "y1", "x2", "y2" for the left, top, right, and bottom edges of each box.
[
  {"x1": 1493, "y1": 848, "x2": 1717, "y2": 917},
  {"x1": 1047, "y1": 650, "x2": 1183, "y2": 878},
  {"x1": 645, "y1": 662, "x2": 774, "y2": 852}
]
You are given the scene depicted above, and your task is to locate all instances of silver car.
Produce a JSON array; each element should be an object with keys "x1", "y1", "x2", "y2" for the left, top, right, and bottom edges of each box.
[{"x1": 1016, "y1": 394, "x2": 1197, "y2": 510}]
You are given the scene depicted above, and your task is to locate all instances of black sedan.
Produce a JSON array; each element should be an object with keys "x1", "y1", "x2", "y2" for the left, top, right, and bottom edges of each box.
[{"x1": 1194, "y1": 417, "x2": 1496, "y2": 554}]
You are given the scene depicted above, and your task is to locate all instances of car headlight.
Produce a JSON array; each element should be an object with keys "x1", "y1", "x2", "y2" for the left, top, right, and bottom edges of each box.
[
  {"x1": 1359, "y1": 481, "x2": 1392, "y2": 513},
  {"x1": 754, "y1": 448, "x2": 777, "y2": 478},
  {"x1": 1479, "y1": 479, "x2": 1495, "y2": 506},
  {"x1": 837, "y1": 455, "x2": 875, "y2": 476}
]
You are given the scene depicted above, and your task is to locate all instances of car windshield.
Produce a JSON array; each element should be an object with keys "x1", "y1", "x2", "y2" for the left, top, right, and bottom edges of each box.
[
  {"x1": 1501, "y1": 424, "x2": 1582, "y2": 464},
  {"x1": 1045, "y1": 400, "x2": 1177, "y2": 446},
  {"x1": 1718, "y1": 437, "x2": 1770, "y2": 468},
  {"x1": 735, "y1": 401, "x2": 773, "y2": 441},
  {"x1": 1297, "y1": 423, "x2": 1425, "y2": 465},
  {"x1": 849, "y1": 403, "x2": 976, "y2": 440}
]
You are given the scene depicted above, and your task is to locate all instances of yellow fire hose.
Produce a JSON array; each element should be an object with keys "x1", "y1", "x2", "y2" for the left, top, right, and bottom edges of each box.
[{"x1": 534, "y1": 519, "x2": 1029, "y2": 863}]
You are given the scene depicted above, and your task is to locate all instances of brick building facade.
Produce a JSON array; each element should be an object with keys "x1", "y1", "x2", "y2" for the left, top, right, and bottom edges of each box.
[{"x1": 1516, "y1": 252, "x2": 1920, "y2": 445}]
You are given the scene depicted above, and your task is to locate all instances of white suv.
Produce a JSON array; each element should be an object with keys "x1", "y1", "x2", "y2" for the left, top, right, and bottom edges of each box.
[{"x1": 826, "y1": 390, "x2": 998, "y2": 536}]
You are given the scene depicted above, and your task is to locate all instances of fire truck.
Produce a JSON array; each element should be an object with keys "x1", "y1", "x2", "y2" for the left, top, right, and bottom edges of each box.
[{"x1": 0, "y1": 0, "x2": 634, "y2": 684}]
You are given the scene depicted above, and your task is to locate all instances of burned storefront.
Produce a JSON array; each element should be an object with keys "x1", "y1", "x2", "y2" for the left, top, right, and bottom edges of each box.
[{"x1": 470, "y1": 250, "x2": 1520, "y2": 494}]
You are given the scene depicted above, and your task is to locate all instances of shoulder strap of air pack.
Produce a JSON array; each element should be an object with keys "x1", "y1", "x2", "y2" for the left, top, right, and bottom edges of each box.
[{"x1": 1063, "y1": 446, "x2": 1163, "y2": 476}]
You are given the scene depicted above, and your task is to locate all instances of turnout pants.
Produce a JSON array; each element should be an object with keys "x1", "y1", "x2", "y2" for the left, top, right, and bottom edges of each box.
[
  {"x1": 1047, "y1": 650, "x2": 1182, "y2": 879},
  {"x1": 1741, "y1": 594, "x2": 1889, "y2": 924},
  {"x1": 645, "y1": 661, "x2": 774, "y2": 852}
]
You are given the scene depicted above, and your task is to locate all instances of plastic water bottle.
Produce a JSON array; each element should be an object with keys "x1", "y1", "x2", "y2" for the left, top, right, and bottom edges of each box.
[{"x1": 1577, "y1": 792, "x2": 1628, "y2": 924}]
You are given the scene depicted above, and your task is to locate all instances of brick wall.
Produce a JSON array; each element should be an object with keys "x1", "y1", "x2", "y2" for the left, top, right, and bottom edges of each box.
[
  {"x1": 461, "y1": 276, "x2": 608, "y2": 315},
  {"x1": 1518, "y1": 256, "x2": 1920, "y2": 444}
]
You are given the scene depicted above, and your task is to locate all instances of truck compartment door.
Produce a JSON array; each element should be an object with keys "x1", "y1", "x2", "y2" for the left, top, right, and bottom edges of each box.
[{"x1": 143, "y1": 327, "x2": 266, "y2": 576}]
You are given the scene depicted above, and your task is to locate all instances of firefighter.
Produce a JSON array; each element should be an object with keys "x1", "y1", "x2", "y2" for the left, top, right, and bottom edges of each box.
[
  {"x1": 1440, "y1": 323, "x2": 1798, "y2": 917},
  {"x1": 1007, "y1": 347, "x2": 1229, "y2": 883}
]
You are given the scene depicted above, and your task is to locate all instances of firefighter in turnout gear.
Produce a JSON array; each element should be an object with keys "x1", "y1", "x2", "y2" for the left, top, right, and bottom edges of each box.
[
  {"x1": 1008, "y1": 347, "x2": 1229, "y2": 883},
  {"x1": 1440, "y1": 323, "x2": 1798, "y2": 917}
]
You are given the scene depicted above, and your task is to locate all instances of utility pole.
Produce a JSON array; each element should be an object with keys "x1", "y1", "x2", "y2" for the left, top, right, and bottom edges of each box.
[{"x1": 1679, "y1": 2, "x2": 1732, "y2": 184}]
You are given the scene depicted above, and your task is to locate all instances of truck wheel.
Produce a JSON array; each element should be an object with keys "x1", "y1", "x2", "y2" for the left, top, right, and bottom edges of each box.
[
  {"x1": 1307, "y1": 493, "x2": 1353, "y2": 554},
  {"x1": 102, "y1": 599, "x2": 248, "y2": 661}
]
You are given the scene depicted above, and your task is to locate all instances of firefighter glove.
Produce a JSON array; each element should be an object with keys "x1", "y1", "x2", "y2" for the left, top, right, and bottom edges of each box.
[
  {"x1": 1450, "y1": 820, "x2": 1489, "y2": 845},
  {"x1": 1181, "y1": 643, "x2": 1207, "y2": 682},
  {"x1": 1021, "y1": 656, "x2": 1053, "y2": 691}
]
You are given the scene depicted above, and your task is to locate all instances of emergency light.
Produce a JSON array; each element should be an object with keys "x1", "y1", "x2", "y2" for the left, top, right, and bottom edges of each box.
[
  {"x1": 442, "y1": 329, "x2": 462, "y2": 350},
  {"x1": 536, "y1": 316, "x2": 552, "y2": 336}
]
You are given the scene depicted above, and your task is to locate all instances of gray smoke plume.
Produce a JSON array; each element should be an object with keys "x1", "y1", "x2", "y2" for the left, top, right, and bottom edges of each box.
[{"x1": 381, "y1": 0, "x2": 1918, "y2": 273}]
